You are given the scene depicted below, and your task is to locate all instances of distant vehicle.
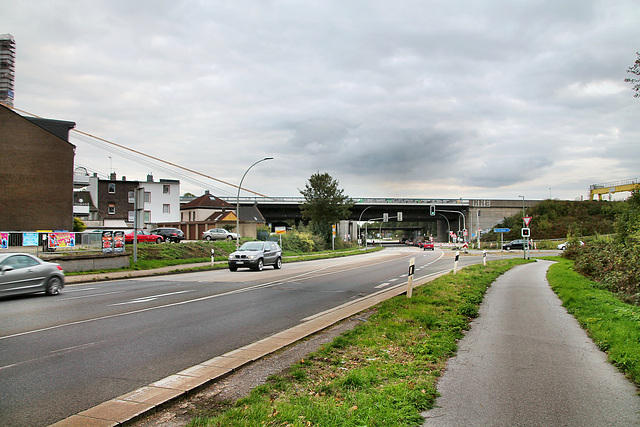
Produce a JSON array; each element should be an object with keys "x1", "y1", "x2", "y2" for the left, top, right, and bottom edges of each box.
[
  {"x1": 421, "y1": 241, "x2": 435, "y2": 251},
  {"x1": 202, "y1": 228, "x2": 240, "y2": 241},
  {"x1": 503, "y1": 239, "x2": 529, "y2": 250},
  {"x1": 150, "y1": 227, "x2": 184, "y2": 243},
  {"x1": 0, "y1": 253, "x2": 64, "y2": 297},
  {"x1": 557, "y1": 241, "x2": 584, "y2": 250},
  {"x1": 228, "y1": 241, "x2": 282, "y2": 271},
  {"x1": 124, "y1": 230, "x2": 164, "y2": 244}
]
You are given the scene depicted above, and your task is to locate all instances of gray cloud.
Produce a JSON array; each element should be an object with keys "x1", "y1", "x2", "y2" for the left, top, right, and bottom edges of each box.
[{"x1": 2, "y1": 0, "x2": 639, "y2": 200}]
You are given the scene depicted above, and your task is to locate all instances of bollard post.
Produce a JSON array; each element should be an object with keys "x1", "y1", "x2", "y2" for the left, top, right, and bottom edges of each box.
[
  {"x1": 483, "y1": 250, "x2": 487, "y2": 266},
  {"x1": 407, "y1": 257, "x2": 415, "y2": 298},
  {"x1": 454, "y1": 251, "x2": 460, "y2": 274},
  {"x1": 211, "y1": 248, "x2": 215, "y2": 266}
]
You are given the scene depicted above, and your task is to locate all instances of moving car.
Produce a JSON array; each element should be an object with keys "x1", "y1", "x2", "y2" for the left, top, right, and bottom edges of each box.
[
  {"x1": 0, "y1": 253, "x2": 65, "y2": 297},
  {"x1": 421, "y1": 241, "x2": 435, "y2": 250},
  {"x1": 557, "y1": 241, "x2": 584, "y2": 250},
  {"x1": 150, "y1": 227, "x2": 184, "y2": 243},
  {"x1": 228, "y1": 241, "x2": 282, "y2": 271},
  {"x1": 202, "y1": 228, "x2": 240, "y2": 241},
  {"x1": 124, "y1": 230, "x2": 164, "y2": 244},
  {"x1": 502, "y1": 239, "x2": 529, "y2": 250}
]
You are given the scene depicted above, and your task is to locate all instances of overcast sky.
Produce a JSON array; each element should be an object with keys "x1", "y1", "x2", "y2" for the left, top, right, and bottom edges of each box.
[{"x1": 2, "y1": 0, "x2": 639, "y2": 201}]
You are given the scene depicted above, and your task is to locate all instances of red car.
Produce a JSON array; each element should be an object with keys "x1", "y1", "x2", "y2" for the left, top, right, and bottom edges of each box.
[
  {"x1": 421, "y1": 241, "x2": 435, "y2": 251},
  {"x1": 124, "y1": 230, "x2": 164, "y2": 244}
]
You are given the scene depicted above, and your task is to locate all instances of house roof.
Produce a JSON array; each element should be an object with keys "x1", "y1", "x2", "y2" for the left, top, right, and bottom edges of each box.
[
  {"x1": 181, "y1": 193, "x2": 234, "y2": 210},
  {"x1": 206, "y1": 210, "x2": 237, "y2": 222},
  {"x1": 239, "y1": 204, "x2": 266, "y2": 223}
]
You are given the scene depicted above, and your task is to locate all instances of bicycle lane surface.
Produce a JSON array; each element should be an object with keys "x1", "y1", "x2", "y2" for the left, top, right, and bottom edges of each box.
[{"x1": 422, "y1": 260, "x2": 640, "y2": 426}]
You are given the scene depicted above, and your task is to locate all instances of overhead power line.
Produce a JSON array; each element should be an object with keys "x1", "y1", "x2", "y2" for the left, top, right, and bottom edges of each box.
[{"x1": 5, "y1": 104, "x2": 270, "y2": 198}]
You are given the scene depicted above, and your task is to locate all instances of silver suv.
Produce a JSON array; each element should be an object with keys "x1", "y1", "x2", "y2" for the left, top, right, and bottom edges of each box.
[
  {"x1": 202, "y1": 228, "x2": 240, "y2": 241},
  {"x1": 228, "y1": 241, "x2": 282, "y2": 271}
]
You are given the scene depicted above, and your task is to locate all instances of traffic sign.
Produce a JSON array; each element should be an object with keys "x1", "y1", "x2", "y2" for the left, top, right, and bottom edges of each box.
[
  {"x1": 523, "y1": 216, "x2": 532, "y2": 227},
  {"x1": 493, "y1": 228, "x2": 510, "y2": 233}
]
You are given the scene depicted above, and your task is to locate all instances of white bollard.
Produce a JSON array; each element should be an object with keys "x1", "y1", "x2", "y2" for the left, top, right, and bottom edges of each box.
[
  {"x1": 483, "y1": 250, "x2": 487, "y2": 266},
  {"x1": 211, "y1": 248, "x2": 215, "y2": 266},
  {"x1": 454, "y1": 251, "x2": 460, "y2": 274},
  {"x1": 407, "y1": 257, "x2": 415, "y2": 298}
]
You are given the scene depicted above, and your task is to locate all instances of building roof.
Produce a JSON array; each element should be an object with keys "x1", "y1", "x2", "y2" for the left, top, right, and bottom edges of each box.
[
  {"x1": 239, "y1": 204, "x2": 266, "y2": 223},
  {"x1": 206, "y1": 210, "x2": 237, "y2": 222},
  {"x1": 181, "y1": 193, "x2": 234, "y2": 210}
]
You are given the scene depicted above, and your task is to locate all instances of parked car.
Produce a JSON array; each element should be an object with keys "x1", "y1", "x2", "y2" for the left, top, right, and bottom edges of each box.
[
  {"x1": 557, "y1": 241, "x2": 584, "y2": 250},
  {"x1": 0, "y1": 253, "x2": 65, "y2": 297},
  {"x1": 228, "y1": 241, "x2": 282, "y2": 271},
  {"x1": 202, "y1": 228, "x2": 240, "y2": 241},
  {"x1": 124, "y1": 230, "x2": 164, "y2": 244},
  {"x1": 150, "y1": 227, "x2": 184, "y2": 243},
  {"x1": 503, "y1": 239, "x2": 529, "y2": 250},
  {"x1": 421, "y1": 241, "x2": 435, "y2": 250}
]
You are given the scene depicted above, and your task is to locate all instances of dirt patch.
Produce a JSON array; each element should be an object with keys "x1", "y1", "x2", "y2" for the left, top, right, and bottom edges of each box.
[{"x1": 130, "y1": 312, "x2": 373, "y2": 426}]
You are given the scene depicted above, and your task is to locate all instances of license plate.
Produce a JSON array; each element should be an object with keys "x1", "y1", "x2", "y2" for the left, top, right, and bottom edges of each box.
[{"x1": 236, "y1": 261, "x2": 244, "y2": 264}]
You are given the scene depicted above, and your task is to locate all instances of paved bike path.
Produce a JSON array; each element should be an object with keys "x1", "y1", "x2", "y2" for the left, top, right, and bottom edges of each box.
[{"x1": 422, "y1": 260, "x2": 640, "y2": 426}]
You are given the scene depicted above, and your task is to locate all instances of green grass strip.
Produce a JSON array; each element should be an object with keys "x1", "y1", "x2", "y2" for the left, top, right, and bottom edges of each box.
[
  {"x1": 547, "y1": 257, "x2": 640, "y2": 385},
  {"x1": 188, "y1": 258, "x2": 530, "y2": 427}
]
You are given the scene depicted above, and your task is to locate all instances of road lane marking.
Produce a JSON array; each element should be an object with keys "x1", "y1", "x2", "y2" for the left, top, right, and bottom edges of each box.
[
  {"x1": 375, "y1": 283, "x2": 391, "y2": 289},
  {"x1": 108, "y1": 290, "x2": 194, "y2": 306},
  {"x1": 62, "y1": 291, "x2": 124, "y2": 301}
]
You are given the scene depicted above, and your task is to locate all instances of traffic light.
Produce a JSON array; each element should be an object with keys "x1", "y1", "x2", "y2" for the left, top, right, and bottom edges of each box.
[
  {"x1": 397, "y1": 212, "x2": 403, "y2": 221},
  {"x1": 430, "y1": 205, "x2": 436, "y2": 216},
  {"x1": 383, "y1": 213, "x2": 389, "y2": 222}
]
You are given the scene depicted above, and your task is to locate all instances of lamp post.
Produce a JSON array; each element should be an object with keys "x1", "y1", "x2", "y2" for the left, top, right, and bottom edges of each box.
[
  {"x1": 236, "y1": 157, "x2": 273, "y2": 249},
  {"x1": 518, "y1": 195, "x2": 525, "y2": 226},
  {"x1": 357, "y1": 205, "x2": 373, "y2": 248}
]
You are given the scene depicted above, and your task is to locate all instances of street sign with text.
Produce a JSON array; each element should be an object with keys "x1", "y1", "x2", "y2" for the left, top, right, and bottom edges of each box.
[{"x1": 493, "y1": 228, "x2": 510, "y2": 233}]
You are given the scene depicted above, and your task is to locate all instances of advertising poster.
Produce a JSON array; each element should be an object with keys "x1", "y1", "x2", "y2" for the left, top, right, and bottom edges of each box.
[
  {"x1": 48, "y1": 232, "x2": 75, "y2": 248},
  {"x1": 22, "y1": 232, "x2": 39, "y2": 246},
  {"x1": 0, "y1": 233, "x2": 7, "y2": 249},
  {"x1": 102, "y1": 231, "x2": 113, "y2": 253},
  {"x1": 113, "y1": 231, "x2": 125, "y2": 253}
]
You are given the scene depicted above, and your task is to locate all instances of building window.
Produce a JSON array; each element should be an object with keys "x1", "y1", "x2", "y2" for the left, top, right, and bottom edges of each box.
[
  {"x1": 163, "y1": 204, "x2": 170, "y2": 214},
  {"x1": 144, "y1": 192, "x2": 151, "y2": 203},
  {"x1": 128, "y1": 211, "x2": 134, "y2": 222},
  {"x1": 108, "y1": 183, "x2": 116, "y2": 194},
  {"x1": 108, "y1": 203, "x2": 116, "y2": 215},
  {"x1": 163, "y1": 185, "x2": 170, "y2": 194},
  {"x1": 128, "y1": 191, "x2": 134, "y2": 203}
]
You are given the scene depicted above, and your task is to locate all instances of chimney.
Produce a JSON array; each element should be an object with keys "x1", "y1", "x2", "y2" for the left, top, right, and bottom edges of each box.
[
  {"x1": 110, "y1": 172, "x2": 116, "y2": 180},
  {"x1": 121, "y1": 176, "x2": 126, "y2": 181},
  {"x1": 147, "y1": 173, "x2": 154, "y2": 182}
]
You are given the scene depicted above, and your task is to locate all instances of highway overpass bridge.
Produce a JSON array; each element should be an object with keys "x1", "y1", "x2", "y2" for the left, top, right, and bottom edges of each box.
[{"x1": 220, "y1": 197, "x2": 539, "y2": 243}]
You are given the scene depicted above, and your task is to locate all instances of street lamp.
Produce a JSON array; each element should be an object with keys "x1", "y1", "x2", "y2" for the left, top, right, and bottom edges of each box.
[
  {"x1": 236, "y1": 157, "x2": 273, "y2": 248},
  {"x1": 357, "y1": 205, "x2": 373, "y2": 248},
  {"x1": 518, "y1": 195, "x2": 525, "y2": 226}
]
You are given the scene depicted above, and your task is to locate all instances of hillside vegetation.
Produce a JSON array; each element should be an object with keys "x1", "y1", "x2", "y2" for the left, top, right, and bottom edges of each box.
[{"x1": 487, "y1": 198, "x2": 623, "y2": 241}]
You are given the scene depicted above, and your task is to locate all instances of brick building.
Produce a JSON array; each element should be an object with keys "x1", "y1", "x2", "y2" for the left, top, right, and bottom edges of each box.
[{"x1": 0, "y1": 104, "x2": 76, "y2": 231}]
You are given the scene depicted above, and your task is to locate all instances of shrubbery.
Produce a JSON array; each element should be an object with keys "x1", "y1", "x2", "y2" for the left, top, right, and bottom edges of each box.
[{"x1": 566, "y1": 191, "x2": 640, "y2": 304}]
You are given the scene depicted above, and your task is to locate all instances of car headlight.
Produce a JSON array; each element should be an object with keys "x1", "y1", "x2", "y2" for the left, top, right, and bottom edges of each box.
[{"x1": 248, "y1": 255, "x2": 257, "y2": 260}]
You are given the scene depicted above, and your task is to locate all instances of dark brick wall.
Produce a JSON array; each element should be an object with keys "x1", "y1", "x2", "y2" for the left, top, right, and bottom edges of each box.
[{"x1": 0, "y1": 106, "x2": 75, "y2": 231}]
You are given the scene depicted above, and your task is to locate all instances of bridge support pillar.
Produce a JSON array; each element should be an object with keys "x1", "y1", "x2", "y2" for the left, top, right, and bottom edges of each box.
[{"x1": 437, "y1": 218, "x2": 449, "y2": 243}]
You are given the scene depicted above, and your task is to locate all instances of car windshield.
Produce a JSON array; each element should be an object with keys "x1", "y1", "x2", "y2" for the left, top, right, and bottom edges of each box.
[{"x1": 239, "y1": 242, "x2": 264, "y2": 251}]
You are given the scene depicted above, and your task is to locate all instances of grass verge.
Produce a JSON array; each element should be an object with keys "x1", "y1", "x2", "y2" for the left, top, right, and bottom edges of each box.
[
  {"x1": 547, "y1": 257, "x2": 640, "y2": 385},
  {"x1": 187, "y1": 258, "x2": 530, "y2": 427}
]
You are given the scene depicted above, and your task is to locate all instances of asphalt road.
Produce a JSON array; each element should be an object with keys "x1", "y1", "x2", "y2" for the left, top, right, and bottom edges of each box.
[
  {"x1": 1, "y1": 246, "x2": 480, "y2": 427},
  {"x1": 422, "y1": 260, "x2": 640, "y2": 426}
]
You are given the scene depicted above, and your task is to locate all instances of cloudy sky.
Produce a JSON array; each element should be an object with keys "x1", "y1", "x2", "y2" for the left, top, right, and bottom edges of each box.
[{"x1": 2, "y1": 0, "x2": 639, "y2": 201}]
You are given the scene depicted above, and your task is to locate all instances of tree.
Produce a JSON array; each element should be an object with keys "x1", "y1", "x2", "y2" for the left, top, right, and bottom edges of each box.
[
  {"x1": 73, "y1": 217, "x2": 86, "y2": 232},
  {"x1": 299, "y1": 172, "x2": 353, "y2": 244},
  {"x1": 625, "y1": 52, "x2": 640, "y2": 98}
]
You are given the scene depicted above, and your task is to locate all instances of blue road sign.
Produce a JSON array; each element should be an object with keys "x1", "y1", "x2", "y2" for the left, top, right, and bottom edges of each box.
[{"x1": 493, "y1": 228, "x2": 510, "y2": 233}]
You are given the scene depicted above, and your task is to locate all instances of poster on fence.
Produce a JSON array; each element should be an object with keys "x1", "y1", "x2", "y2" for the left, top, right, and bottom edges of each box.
[
  {"x1": 48, "y1": 232, "x2": 75, "y2": 248},
  {"x1": 102, "y1": 231, "x2": 113, "y2": 253},
  {"x1": 113, "y1": 231, "x2": 125, "y2": 253},
  {"x1": 22, "y1": 232, "x2": 38, "y2": 246},
  {"x1": 0, "y1": 233, "x2": 7, "y2": 249}
]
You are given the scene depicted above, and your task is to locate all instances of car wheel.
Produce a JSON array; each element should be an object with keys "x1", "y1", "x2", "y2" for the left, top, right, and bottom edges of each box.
[
  {"x1": 45, "y1": 276, "x2": 63, "y2": 295},
  {"x1": 506, "y1": 246, "x2": 511, "y2": 251},
  {"x1": 227, "y1": 235, "x2": 233, "y2": 240},
  {"x1": 156, "y1": 237, "x2": 163, "y2": 244},
  {"x1": 431, "y1": 247, "x2": 435, "y2": 251},
  {"x1": 229, "y1": 265, "x2": 238, "y2": 272},
  {"x1": 255, "y1": 259, "x2": 264, "y2": 271},
  {"x1": 274, "y1": 257, "x2": 282, "y2": 269},
  {"x1": 206, "y1": 236, "x2": 212, "y2": 241}
]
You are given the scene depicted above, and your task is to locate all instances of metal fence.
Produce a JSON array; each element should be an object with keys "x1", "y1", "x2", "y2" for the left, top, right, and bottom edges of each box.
[{"x1": 0, "y1": 231, "x2": 104, "y2": 254}]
